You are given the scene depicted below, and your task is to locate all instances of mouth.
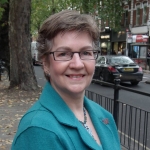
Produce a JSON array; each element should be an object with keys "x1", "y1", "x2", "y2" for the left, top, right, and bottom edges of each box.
[{"x1": 66, "y1": 74, "x2": 85, "y2": 79}]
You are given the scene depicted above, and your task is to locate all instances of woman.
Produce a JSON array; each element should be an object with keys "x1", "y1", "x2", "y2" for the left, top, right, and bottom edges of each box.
[{"x1": 11, "y1": 10, "x2": 121, "y2": 150}]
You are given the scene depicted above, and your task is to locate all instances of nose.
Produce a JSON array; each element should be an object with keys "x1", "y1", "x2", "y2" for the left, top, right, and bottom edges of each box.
[{"x1": 69, "y1": 53, "x2": 84, "y2": 69}]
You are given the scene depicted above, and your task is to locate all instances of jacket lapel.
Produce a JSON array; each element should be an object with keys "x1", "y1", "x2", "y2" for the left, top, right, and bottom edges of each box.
[
  {"x1": 39, "y1": 82, "x2": 77, "y2": 127},
  {"x1": 77, "y1": 120, "x2": 102, "y2": 149},
  {"x1": 84, "y1": 97, "x2": 119, "y2": 150}
]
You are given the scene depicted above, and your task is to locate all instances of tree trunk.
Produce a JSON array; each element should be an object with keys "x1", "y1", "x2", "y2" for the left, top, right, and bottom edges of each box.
[
  {"x1": 9, "y1": 0, "x2": 38, "y2": 90},
  {"x1": 0, "y1": 2, "x2": 10, "y2": 72}
]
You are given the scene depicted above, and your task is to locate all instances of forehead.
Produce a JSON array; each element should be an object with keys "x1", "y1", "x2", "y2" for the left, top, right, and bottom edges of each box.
[
  {"x1": 52, "y1": 31, "x2": 93, "y2": 49},
  {"x1": 55, "y1": 30, "x2": 92, "y2": 40}
]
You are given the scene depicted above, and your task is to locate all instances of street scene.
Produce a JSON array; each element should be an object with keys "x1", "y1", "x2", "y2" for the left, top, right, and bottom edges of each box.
[
  {"x1": 0, "y1": 0, "x2": 150, "y2": 150},
  {"x1": 1, "y1": 66, "x2": 150, "y2": 149},
  {"x1": 33, "y1": 66, "x2": 150, "y2": 150}
]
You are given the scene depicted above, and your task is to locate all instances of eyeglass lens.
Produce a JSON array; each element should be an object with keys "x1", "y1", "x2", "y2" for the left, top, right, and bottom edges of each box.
[{"x1": 53, "y1": 50, "x2": 98, "y2": 60}]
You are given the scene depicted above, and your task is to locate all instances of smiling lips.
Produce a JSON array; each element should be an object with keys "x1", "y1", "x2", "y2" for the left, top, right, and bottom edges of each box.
[{"x1": 66, "y1": 74, "x2": 85, "y2": 79}]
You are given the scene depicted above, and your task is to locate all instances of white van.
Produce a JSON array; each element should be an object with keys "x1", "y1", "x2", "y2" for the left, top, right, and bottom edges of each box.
[{"x1": 31, "y1": 41, "x2": 40, "y2": 65}]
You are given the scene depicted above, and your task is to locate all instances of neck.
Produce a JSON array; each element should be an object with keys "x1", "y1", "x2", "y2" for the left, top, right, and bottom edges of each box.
[
  {"x1": 59, "y1": 92, "x2": 85, "y2": 121},
  {"x1": 52, "y1": 84, "x2": 85, "y2": 108},
  {"x1": 51, "y1": 84, "x2": 85, "y2": 114},
  {"x1": 60, "y1": 92, "x2": 84, "y2": 108}
]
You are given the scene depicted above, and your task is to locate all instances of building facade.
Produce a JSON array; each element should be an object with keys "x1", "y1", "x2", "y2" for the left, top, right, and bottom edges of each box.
[
  {"x1": 123, "y1": 0, "x2": 150, "y2": 57},
  {"x1": 100, "y1": 0, "x2": 150, "y2": 58}
]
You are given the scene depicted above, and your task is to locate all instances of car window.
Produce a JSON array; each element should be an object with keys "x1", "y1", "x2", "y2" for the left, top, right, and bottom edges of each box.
[
  {"x1": 97, "y1": 56, "x2": 106, "y2": 64},
  {"x1": 110, "y1": 57, "x2": 134, "y2": 64}
]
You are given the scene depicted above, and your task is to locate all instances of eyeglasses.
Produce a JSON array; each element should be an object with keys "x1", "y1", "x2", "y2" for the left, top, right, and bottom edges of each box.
[{"x1": 49, "y1": 50, "x2": 100, "y2": 61}]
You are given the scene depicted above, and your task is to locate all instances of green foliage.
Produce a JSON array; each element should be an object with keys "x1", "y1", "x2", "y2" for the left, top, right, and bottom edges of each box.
[
  {"x1": 0, "y1": 0, "x2": 8, "y2": 20},
  {"x1": 98, "y1": 0, "x2": 124, "y2": 31},
  {"x1": 31, "y1": 0, "x2": 124, "y2": 38},
  {"x1": 31, "y1": 0, "x2": 75, "y2": 38}
]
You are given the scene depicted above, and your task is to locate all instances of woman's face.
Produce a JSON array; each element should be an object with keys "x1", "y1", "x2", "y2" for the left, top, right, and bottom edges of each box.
[{"x1": 44, "y1": 31, "x2": 96, "y2": 96}]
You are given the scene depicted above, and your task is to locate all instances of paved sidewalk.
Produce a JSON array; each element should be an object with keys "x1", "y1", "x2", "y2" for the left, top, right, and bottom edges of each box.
[
  {"x1": 143, "y1": 69, "x2": 150, "y2": 74},
  {"x1": 143, "y1": 70, "x2": 150, "y2": 84},
  {"x1": 0, "y1": 80, "x2": 41, "y2": 150}
]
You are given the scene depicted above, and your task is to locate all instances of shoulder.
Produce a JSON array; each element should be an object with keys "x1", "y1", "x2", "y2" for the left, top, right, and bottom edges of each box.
[
  {"x1": 16, "y1": 101, "x2": 61, "y2": 137},
  {"x1": 12, "y1": 127, "x2": 63, "y2": 150},
  {"x1": 12, "y1": 101, "x2": 68, "y2": 149}
]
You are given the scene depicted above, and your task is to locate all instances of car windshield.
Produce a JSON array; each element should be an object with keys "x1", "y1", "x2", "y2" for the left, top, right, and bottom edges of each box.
[
  {"x1": 110, "y1": 57, "x2": 134, "y2": 64},
  {"x1": 97, "y1": 56, "x2": 105, "y2": 64}
]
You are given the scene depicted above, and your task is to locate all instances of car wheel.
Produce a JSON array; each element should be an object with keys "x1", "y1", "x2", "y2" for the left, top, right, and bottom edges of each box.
[{"x1": 131, "y1": 81, "x2": 139, "y2": 85}]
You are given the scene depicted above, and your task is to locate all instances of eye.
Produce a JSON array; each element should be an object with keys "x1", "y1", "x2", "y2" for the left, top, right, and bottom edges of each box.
[
  {"x1": 59, "y1": 52, "x2": 67, "y2": 56},
  {"x1": 82, "y1": 50, "x2": 93, "y2": 56},
  {"x1": 56, "y1": 51, "x2": 71, "y2": 57}
]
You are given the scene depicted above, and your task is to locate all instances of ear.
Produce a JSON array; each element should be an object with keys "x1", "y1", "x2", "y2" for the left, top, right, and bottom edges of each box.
[{"x1": 42, "y1": 58, "x2": 50, "y2": 75}]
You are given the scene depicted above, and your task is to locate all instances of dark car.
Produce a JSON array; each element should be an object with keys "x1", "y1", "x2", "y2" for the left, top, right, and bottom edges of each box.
[{"x1": 93, "y1": 55, "x2": 143, "y2": 85}]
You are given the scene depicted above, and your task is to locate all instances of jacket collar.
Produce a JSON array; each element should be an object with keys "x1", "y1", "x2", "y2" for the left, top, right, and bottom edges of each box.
[{"x1": 39, "y1": 82, "x2": 77, "y2": 127}]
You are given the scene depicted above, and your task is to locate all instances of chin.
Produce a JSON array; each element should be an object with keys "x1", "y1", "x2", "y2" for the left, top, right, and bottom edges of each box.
[{"x1": 68, "y1": 86, "x2": 86, "y2": 94}]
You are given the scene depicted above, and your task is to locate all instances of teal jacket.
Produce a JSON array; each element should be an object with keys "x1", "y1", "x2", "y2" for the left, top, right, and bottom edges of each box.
[{"x1": 11, "y1": 82, "x2": 121, "y2": 150}]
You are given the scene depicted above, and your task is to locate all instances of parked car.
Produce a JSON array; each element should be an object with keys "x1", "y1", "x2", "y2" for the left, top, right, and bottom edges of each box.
[{"x1": 93, "y1": 55, "x2": 143, "y2": 85}]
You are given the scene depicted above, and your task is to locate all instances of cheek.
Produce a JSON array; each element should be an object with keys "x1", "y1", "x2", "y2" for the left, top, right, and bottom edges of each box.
[
  {"x1": 86, "y1": 61, "x2": 95, "y2": 74},
  {"x1": 49, "y1": 60, "x2": 67, "y2": 75},
  {"x1": 49, "y1": 63, "x2": 58, "y2": 74}
]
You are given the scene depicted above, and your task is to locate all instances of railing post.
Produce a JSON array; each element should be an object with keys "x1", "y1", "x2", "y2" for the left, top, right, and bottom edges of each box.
[{"x1": 113, "y1": 79, "x2": 120, "y2": 128}]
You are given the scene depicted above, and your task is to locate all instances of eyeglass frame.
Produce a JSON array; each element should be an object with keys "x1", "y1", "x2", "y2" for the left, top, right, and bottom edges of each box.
[{"x1": 49, "y1": 50, "x2": 100, "y2": 61}]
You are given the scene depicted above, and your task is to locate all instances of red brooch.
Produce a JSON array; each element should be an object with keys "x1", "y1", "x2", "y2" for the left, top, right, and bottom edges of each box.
[{"x1": 102, "y1": 118, "x2": 109, "y2": 124}]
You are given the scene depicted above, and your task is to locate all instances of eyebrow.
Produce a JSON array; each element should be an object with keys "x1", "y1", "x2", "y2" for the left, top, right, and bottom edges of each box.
[{"x1": 55, "y1": 46, "x2": 93, "y2": 51}]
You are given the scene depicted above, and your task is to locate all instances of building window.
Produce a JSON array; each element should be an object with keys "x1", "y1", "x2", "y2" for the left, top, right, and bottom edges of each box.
[
  {"x1": 124, "y1": 10, "x2": 128, "y2": 27},
  {"x1": 136, "y1": 4, "x2": 140, "y2": 25},
  {"x1": 142, "y1": 2, "x2": 147, "y2": 24}
]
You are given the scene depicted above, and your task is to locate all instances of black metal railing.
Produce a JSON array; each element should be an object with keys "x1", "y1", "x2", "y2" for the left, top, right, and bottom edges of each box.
[{"x1": 85, "y1": 79, "x2": 150, "y2": 150}]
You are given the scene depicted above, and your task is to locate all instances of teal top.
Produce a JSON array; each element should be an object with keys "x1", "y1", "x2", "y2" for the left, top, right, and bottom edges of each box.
[
  {"x1": 100, "y1": 145, "x2": 103, "y2": 149},
  {"x1": 11, "y1": 82, "x2": 121, "y2": 150}
]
